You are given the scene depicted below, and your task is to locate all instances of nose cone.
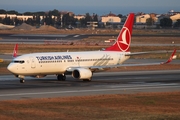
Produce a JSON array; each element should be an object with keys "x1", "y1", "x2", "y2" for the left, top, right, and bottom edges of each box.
[{"x1": 7, "y1": 64, "x2": 16, "y2": 73}]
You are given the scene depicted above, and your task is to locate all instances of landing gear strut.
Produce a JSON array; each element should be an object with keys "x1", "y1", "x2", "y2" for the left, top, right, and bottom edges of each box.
[
  {"x1": 57, "y1": 74, "x2": 66, "y2": 81},
  {"x1": 18, "y1": 75, "x2": 25, "y2": 83}
]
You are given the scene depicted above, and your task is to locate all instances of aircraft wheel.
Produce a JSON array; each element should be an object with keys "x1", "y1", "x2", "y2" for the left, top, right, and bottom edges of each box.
[
  {"x1": 57, "y1": 74, "x2": 66, "y2": 81},
  {"x1": 62, "y1": 75, "x2": 66, "y2": 81},
  {"x1": 20, "y1": 78, "x2": 25, "y2": 83},
  {"x1": 83, "y1": 79, "x2": 91, "y2": 82}
]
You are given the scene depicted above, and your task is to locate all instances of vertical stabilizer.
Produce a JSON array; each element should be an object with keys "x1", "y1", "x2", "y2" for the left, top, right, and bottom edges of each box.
[
  {"x1": 105, "y1": 13, "x2": 134, "y2": 52},
  {"x1": 13, "y1": 44, "x2": 18, "y2": 58}
]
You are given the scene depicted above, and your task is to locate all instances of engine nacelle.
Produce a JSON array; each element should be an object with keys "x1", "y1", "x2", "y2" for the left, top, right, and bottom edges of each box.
[{"x1": 72, "y1": 68, "x2": 92, "y2": 80}]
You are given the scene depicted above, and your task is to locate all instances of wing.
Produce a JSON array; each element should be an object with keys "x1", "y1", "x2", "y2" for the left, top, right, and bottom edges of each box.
[
  {"x1": 125, "y1": 50, "x2": 175, "y2": 56},
  {"x1": 66, "y1": 49, "x2": 176, "y2": 72}
]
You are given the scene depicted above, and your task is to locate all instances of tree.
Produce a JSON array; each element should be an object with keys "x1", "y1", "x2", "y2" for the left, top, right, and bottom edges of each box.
[
  {"x1": 3, "y1": 16, "x2": 11, "y2": 25},
  {"x1": 25, "y1": 18, "x2": 33, "y2": 25},
  {"x1": 117, "y1": 14, "x2": 123, "y2": 18},
  {"x1": 0, "y1": 9, "x2": 6, "y2": 14},
  {"x1": 85, "y1": 13, "x2": 92, "y2": 24},
  {"x1": 44, "y1": 15, "x2": 50, "y2": 25},
  {"x1": 55, "y1": 15, "x2": 61, "y2": 27},
  {"x1": 35, "y1": 15, "x2": 41, "y2": 25},
  {"x1": 34, "y1": 11, "x2": 46, "y2": 25},
  {"x1": 92, "y1": 13, "x2": 98, "y2": 22},
  {"x1": 48, "y1": 12, "x2": 53, "y2": 25},
  {"x1": 62, "y1": 13, "x2": 74, "y2": 27},
  {"x1": 7, "y1": 10, "x2": 18, "y2": 14},
  {"x1": 79, "y1": 18, "x2": 86, "y2": 27},
  {"x1": 146, "y1": 18, "x2": 154, "y2": 26},
  {"x1": 23, "y1": 12, "x2": 33, "y2": 15},
  {"x1": 160, "y1": 18, "x2": 172, "y2": 28},
  {"x1": 43, "y1": 11, "x2": 53, "y2": 25},
  {"x1": 51, "y1": 9, "x2": 59, "y2": 16},
  {"x1": 78, "y1": 13, "x2": 96, "y2": 27},
  {"x1": 35, "y1": 11, "x2": 45, "y2": 16},
  {"x1": 49, "y1": 9, "x2": 61, "y2": 27},
  {"x1": 0, "y1": 18, "x2": 3, "y2": 23},
  {"x1": 174, "y1": 19, "x2": 180, "y2": 28},
  {"x1": 14, "y1": 17, "x2": 23, "y2": 25}
]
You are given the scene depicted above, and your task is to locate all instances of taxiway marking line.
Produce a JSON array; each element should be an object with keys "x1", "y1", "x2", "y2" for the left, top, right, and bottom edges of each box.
[{"x1": 0, "y1": 85, "x2": 179, "y2": 97}]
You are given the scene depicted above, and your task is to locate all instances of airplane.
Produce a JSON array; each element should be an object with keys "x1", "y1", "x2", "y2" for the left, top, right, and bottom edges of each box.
[{"x1": 7, "y1": 13, "x2": 176, "y2": 83}]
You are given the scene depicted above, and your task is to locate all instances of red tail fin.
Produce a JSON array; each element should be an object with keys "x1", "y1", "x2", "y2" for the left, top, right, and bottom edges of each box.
[
  {"x1": 13, "y1": 44, "x2": 18, "y2": 58},
  {"x1": 105, "y1": 13, "x2": 134, "y2": 52}
]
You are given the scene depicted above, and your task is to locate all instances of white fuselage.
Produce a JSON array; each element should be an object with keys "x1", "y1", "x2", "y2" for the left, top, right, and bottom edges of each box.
[{"x1": 7, "y1": 51, "x2": 130, "y2": 76}]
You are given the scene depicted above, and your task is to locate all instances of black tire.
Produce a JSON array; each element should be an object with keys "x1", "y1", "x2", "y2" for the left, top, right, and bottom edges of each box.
[
  {"x1": 20, "y1": 79, "x2": 25, "y2": 83},
  {"x1": 62, "y1": 75, "x2": 66, "y2": 81},
  {"x1": 83, "y1": 79, "x2": 91, "y2": 82},
  {"x1": 57, "y1": 74, "x2": 66, "y2": 81}
]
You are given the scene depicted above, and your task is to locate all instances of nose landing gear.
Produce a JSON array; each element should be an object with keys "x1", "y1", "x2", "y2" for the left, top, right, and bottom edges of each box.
[
  {"x1": 17, "y1": 75, "x2": 25, "y2": 83},
  {"x1": 20, "y1": 78, "x2": 25, "y2": 83}
]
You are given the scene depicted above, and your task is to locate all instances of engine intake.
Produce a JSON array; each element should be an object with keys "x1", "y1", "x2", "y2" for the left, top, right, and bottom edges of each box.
[{"x1": 72, "y1": 68, "x2": 92, "y2": 80}]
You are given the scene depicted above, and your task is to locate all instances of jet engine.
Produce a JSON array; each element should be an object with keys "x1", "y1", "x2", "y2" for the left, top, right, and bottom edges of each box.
[{"x1": 72, "y1": 68, "x2": 92, "y2": 80}]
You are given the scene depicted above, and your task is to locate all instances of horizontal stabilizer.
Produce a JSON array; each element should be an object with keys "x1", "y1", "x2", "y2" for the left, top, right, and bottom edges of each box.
[{"x1": 161, "y1": 49, "x2": 176, "y2": 64}]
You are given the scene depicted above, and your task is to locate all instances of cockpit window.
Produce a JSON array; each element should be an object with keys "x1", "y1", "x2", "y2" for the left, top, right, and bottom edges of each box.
[{"x1": 12, "y1": 60, "x2": 25, "y2": 64}]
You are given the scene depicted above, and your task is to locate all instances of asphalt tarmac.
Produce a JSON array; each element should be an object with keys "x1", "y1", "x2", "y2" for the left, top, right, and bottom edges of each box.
[
  {"x1": 0, "y1": 70, "x2": 180, "y2": 101},
  {"x1": 0, "y1": 34, "x2": 180, "y2": 101},
  {"x1": 0, "y1": 34, "x2": 179, "y2": 46}
]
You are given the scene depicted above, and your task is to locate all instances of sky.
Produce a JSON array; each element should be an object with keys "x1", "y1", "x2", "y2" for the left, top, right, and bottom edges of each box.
[{"x1": 0, "y1": 0, "x2": 180, "y2": 15}]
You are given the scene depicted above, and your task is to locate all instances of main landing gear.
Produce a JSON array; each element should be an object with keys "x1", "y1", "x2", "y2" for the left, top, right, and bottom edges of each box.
[
  {"x1": 57, "y1": 74, "x2": 66, "y2": 81},
  {"x1": 83, "y1": 78, "x2": 92, "y2": 82}
]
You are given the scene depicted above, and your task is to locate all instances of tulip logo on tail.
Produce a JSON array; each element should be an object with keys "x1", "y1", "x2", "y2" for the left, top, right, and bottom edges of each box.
[
  {"x1": 105, "y1": 13, "x2": 134, "y2": 52},
  {"x1": 117, "y1": 27, "x2": 131, "y2": 52}
]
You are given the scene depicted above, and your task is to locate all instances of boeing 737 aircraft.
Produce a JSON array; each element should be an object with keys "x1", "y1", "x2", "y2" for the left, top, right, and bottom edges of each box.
[{"x1": 7, "y1": 13, "x2": 176, "y2": 83}]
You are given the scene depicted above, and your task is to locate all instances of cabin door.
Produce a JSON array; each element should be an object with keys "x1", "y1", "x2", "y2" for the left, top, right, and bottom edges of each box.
[{"x1": 30, "y1": 57, "x2": 36, "y2": 68}]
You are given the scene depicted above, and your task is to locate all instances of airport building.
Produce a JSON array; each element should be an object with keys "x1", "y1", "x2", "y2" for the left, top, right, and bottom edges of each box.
[
  {"x1": 0, "y1": 10, "x2": 180, "y2": 28},
  {"x1": 101, "y1": 12, "x2": 121, "y2": 23}
]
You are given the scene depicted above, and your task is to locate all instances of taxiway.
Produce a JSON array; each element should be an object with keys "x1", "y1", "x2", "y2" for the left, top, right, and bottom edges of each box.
[{"x1": 0, "y1": 70, "x2": 180, "y2": 100}]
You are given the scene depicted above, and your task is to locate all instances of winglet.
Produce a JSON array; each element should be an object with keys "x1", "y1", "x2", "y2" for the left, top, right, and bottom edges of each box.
[
  {"x1": 13, "y1": 44, "x2": 18, "y2": 58},
  {"x1": 161, "y1": 49, "x2": 176, "y2": 64}
]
